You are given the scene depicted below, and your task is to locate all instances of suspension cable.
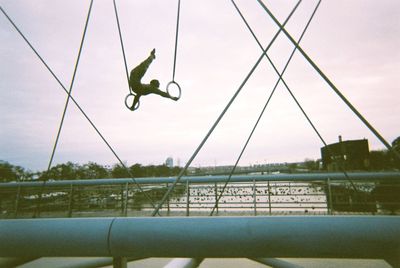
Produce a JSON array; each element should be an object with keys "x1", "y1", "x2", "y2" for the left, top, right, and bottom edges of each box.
[
  {"x1": 36, "y1": 0, "x2": 94, "y2": 217},
  {"x1": 112, "y1": 0, "x2": 160, "y2": 212},
  {"x1": 113, "y1": 0, "x2": 141, "y2": 110},
  {"x1": 166, "y1": 0, "x2": 182, "y2": 100},
  {"x1": 171, "y1": 0, "x2": 181, "y2": 82},
  {"x1": 113, "y1": 0, "x2": 130, "y2": 92},
  {"x1": 242, "y1": 0, "x2": 361, "y2": 193},
  {"x1": 0, "y1": 5, "x2": 159, "y2": 213},
  {"x1": 212, "y1": 0, "x2": 368, "y2": 214},
  {"x1": 210, "y1": 0, "x2": 321, "y2": 215},
  {"x1": 213, "y1": 0, "x2": 363, "y2": 215},
  {"x1": 256, "y1": 0, "x2": 400, "y2": 162},
  {"x1": 151, "y1": 0, "x2": 303, "y2": 217},
  {"x1": 46, "y1": 0, "x2": 93, "y2": 175}
]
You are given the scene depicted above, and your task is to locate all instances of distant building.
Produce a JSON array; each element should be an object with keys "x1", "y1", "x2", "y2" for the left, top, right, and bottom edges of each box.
[
  {"x1": 165, "y1": 157, "x2": 173, "y2": 168},
  {"x1": 321, "y1": 136, "x2": 369, "y2": 171}
]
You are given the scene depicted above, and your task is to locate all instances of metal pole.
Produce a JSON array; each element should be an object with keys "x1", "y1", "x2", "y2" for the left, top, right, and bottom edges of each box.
[
  {"x1": 1, "y1": 172, "x2": 399, "y2": 188},
  {"x1": 113, "y1": 257, "x2": 127, "y2": 268},
  {"x1": 253, "y1": 179, "x2": 257, "y2": 216},
  {"x1": 35, "y1": 185, "x2": 44, "y2": 218},
  {"x1": 186, "y1": 180, "x2": 190, "y2": 217},
  {"x1": 67, "y1": 257, "x2": 142, "y2": 268},
  {"x1": 166, "y1": 183, "x2": 170, "y2": 216},
  {"x1": 327, "y1": 178, "x2": 333, "y2": 215},
  {"x1": 77, "y1": 187, "x2": 81, "y2": 212},
  {"x1": 267, "y1": 181, "x2": 272, "y2": 215},
  {"x1": 67, "y1": 184, "x2": 74, "y2": 218},
  {"x1": 120, "y1": 184, "x2": 124, "y2": 213},
  {"x1": 123, "y1": 182, "x2": 129, "y2": 217},
  {"x1": 1, "y1": 216, "x2": 399, "y2": 260},
  {"x1": 14, "y1": 186, "x2": 21, "y2": 218},
  {"x1": 214, "y1": 182, "x2": 219, "y2": 215}
]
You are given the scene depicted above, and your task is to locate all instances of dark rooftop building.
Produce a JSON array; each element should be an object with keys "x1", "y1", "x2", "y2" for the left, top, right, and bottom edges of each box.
[{"x1": 321, "y1": 136, "x2": 370, "y2": 171}]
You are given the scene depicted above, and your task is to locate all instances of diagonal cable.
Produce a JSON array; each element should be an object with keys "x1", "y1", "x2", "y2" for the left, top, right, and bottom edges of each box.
[
  {"x1": 247, "y1": 0, "x2": 357, "y2": 193},
  {"x1": 256, "y1": 0, "x2": 400, "y2": 162},
  {"x1": 35, "y1": 0, "x2": 94, "y2": 217},
  {"x1": 46, "y1": 0, "x2": 93, "y2": 174},
  {"x1": 210, "y1": 0, "x2": 321, "y2": 215},
  {"x1": 0, "y1": 5, "x2": 159, "y2": 211},
  {"x1": 151, "y1": 0, "x2": 302, "y2": 217},
  {"x1": 212, "y1": 0, "x2": 358, "y2": 208}
]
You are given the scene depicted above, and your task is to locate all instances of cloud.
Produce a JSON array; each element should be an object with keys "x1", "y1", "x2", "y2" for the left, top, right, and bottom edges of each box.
[{"x1": 1, "y1": 0, "x2": 399, "y2": 171}]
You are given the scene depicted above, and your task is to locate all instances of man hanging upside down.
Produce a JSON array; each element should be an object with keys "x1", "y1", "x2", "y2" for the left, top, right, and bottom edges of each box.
[{"x1": 128, "y1": 49, "x2": 178, "y2": 110}]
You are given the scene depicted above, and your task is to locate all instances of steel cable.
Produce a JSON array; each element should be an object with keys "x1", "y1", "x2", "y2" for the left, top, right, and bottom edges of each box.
[
  {"x1": 151, "y1": 0, "x2": 302, "y2": 217},
  {"x1": 38, "y1": 0, "x2": 94, "y2": 217},
  {"x1": 210, "y1": 0, "x2": 322, "y2": 215},
  {"x1": 247, "y1": 0, "x2": 359, "y2": 193},
  {"x1": 113, "y1": 0, "x2": 131, "y2": 92},
  {"x1": 171, "y1": 0, "x2": 181, "y2": 82},
  {"x1": 0, "y1": 4, "x2": 159, "y2": 213},
  {"x1": 112, "y1": 0, "x2": 160, "y2": 212},
  {"x1": 256, "y1": 0, "x2": 400, "y2": 162},
  {"x1": 46, "y1": 0, "x2": 93, "y2": 177}
]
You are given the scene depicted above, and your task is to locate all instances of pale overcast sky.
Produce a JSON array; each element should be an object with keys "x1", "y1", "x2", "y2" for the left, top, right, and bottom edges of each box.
[{"x1": 1, "y1": 0, "x2": 399, "y2": 171}]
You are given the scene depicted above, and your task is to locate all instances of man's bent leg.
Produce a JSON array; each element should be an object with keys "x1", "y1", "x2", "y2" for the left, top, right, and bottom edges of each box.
[{"x1": 129, "y1": 54, "x2": 155, "y2": 87}]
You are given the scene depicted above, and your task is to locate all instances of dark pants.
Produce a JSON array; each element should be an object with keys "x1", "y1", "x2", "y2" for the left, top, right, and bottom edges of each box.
[{"x1": 129, "y1": 55, "x2": 153, "y2": 93}]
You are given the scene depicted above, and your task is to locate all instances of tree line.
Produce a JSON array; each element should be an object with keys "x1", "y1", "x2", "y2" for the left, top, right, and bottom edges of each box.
[
  {"x1": 0, "y1": 161, "x2": 184, "y2": 183},
  {"x1": 1, "y1": 136, "x2": 398, "y2": 182}
]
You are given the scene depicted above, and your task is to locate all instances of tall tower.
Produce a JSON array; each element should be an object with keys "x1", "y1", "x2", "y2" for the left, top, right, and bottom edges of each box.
[{"x1": 165, "y1": 157, "x2": 173, "y2": 168}]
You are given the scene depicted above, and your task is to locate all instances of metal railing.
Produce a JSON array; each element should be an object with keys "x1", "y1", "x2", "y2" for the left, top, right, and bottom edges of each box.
[
  {"x1": 1, "y1": 216, "x2": 400, "y2": 259},
  {"x1": 1, "y1": 172, "x2": 399, "y2": 218}
]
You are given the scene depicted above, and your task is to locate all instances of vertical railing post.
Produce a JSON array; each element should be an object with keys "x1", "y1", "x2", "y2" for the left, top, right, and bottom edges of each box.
[
  {"x1": 349, "y1": 182, "x2": 354, "y2": 210},
  {"x1": 77, "y1": 187, "x2": 82, "y2": 212},
  {"x1": 253, "y1": 179, "x2": 257, "y2": 216},
  {"x1": 214, "y1": 182, "x2": 219, "y2": 215},
  {"x1": 166, "y1": 183, "x2": 170, "y2": 216},
  {"x1": 120, "y1": 184, "x2": 124, "y2": 214},
  {"x1": 113, "y1": 257, "x2": 127, "y2": 268},
  {"x1": 35, "y1": 186, "x2": 44, "y2": 218},
  {"x1": 14, "y1": 186, "x2": 21, "y2": 218},
  {"x1": 67, "y1": 184, "x2": 74, "y2": 218},
  {"x1": 186, "y1": 180, "x2": 190, "y2": 217},
  {"x1": 267, "y1": 181, "x2": 272, "y2": 215},
  {"x1": 327, "y1": 178, "x2": 333, "y2": 215},
  {"x1": 123, "y1": 182, "x2": 129, "y2": 217}
]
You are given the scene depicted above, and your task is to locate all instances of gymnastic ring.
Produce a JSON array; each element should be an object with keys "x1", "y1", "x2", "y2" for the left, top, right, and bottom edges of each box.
[
  {"x1": 125, "y1": 93, "x2": 140, "y2": 111},
  {"x1": 166, "y1": 81, "x2": 181, "y2": 100}
]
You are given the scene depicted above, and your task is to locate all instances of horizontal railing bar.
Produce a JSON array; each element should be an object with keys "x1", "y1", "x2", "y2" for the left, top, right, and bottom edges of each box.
[
  {"x1": 0, "y1": 216, "x2": 399, "y2": 260},
  {"x1": 1, "y1": 172, "x2": 399, "y2": 188}
]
